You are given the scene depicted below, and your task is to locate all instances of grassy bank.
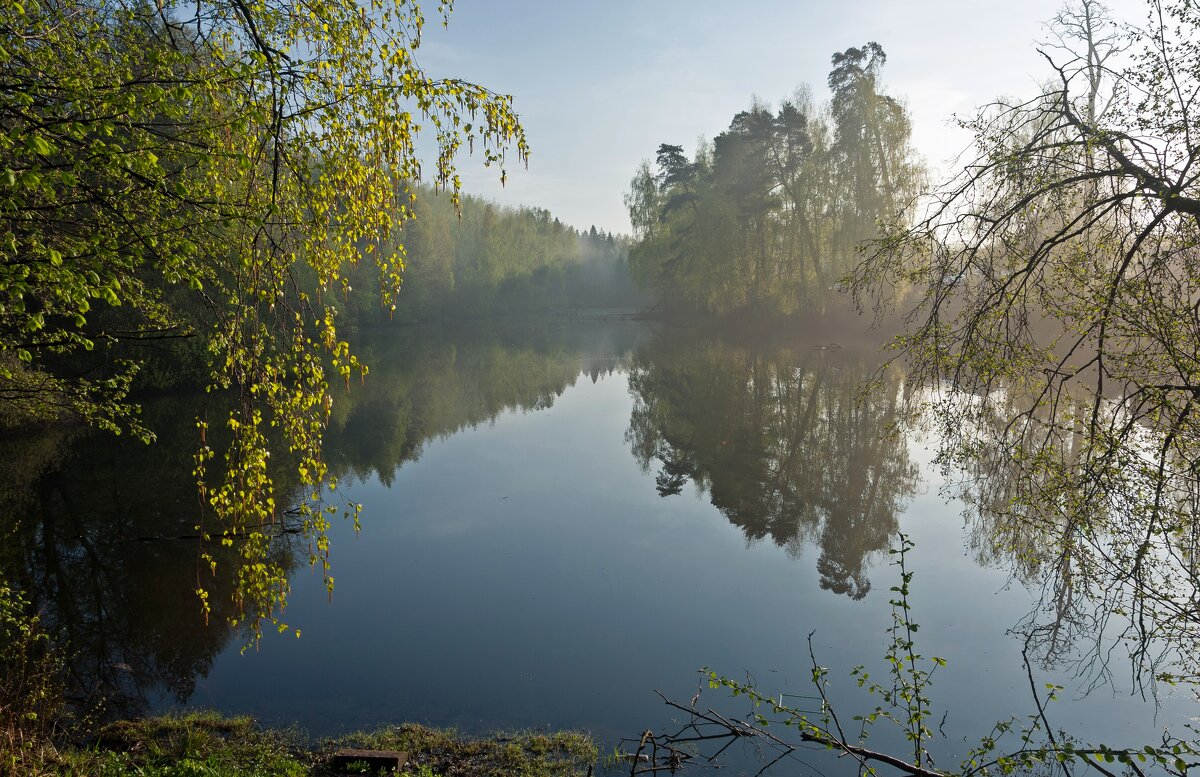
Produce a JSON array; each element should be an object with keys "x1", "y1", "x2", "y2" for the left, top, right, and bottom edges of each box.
[{"x1": 7, "y1": 712, "x2": 598, "y2": 777}]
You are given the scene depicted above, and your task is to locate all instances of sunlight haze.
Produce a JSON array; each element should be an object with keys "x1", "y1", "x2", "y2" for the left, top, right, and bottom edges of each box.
[{"x1": 422, "y1": 0, "x2": 1146, "y2": 233}]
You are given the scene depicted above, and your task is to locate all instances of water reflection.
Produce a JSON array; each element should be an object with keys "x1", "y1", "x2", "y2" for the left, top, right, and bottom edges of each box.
[
  {"x1": 0, "y1": 322, "x2": 642, "y2": 718},
  {"x1": 0, "y1": 405, "x2": 248, "y2": 717},
  {"x1": 2, "y1": 319, "x2": 1194, "y2": 737},
  {"x1": 625, "y1": 335, "x2": 918, "y2": 599},
  {"x1": 939, "y1": 379, "x2": 1200, "y2": 687},
  {"x1": 323, "y1": 323, "x2": 636, "y2": 487}
]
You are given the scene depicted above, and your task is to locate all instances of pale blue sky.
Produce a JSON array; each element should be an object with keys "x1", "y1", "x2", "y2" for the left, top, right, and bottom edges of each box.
[{"x1": 418, "y1": 0, "x2": 1144, "y2": 234}]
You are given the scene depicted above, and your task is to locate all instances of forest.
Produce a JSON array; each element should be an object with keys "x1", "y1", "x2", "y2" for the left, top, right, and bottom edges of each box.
[{"x1": 337, "y1": 190, "x2": 635, "y2": 328}]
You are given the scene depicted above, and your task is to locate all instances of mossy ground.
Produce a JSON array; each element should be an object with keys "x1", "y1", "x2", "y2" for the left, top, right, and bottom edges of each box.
[
  {"x1": 8, "y1": 712, "x2": 597, "y2": 777},
  {"x1": 330, "y1": 723, "x2": 597, "y2": 777}
]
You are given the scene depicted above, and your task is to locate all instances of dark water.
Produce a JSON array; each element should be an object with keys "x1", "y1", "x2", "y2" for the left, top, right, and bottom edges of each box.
[{"x1": 4, "y1": 319, "x2": 1195, "y2": 770}]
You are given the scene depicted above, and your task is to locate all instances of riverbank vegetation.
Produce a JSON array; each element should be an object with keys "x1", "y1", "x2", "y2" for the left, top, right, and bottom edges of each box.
[
  {"x1": 4, "y1": 567, "x2": 598, "y2": 773},
  {"x1": 3, "y1": 709, "x2": 596, "y2": 777}
]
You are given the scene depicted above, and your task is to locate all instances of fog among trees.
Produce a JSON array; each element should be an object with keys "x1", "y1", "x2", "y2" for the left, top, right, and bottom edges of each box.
[{"x1": 626, "y1": 44, "x2": 923, "y2": 317}]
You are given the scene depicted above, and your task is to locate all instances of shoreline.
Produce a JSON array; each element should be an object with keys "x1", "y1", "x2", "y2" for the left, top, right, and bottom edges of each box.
[{"x1": 21, "y1": 711, "x2": 598, "y2": 777}]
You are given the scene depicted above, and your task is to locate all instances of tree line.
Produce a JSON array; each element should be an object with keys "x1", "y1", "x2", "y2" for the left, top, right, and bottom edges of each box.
[
  {"x1": 625, "y1": 43, "x2": 924, "y2": 317},
  {"x1": 133, "y1": 193, "x2": 638, "y2": 390},
  {"x1": 337, "y1": 190, "x2": 638, "y2": 328}
]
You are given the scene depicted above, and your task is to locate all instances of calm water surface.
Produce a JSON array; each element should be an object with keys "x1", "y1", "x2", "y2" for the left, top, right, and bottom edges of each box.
[{"x1": 6, "y1": 319, "x2": 1195, "y2": 770}]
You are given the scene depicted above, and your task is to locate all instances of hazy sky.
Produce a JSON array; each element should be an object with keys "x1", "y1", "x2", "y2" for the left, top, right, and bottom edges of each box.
[{"x1": 418, "y1": 0, "x2": 1145, "y2": 234}]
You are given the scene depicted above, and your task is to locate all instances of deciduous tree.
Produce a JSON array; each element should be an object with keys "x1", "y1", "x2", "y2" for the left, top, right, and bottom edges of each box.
[
  {"x1": 0, "y1": 0, "x2": 527, "y2": 637},
  {"x1": 852, "y1": 0, "x2": 1200, "y2": 683}
]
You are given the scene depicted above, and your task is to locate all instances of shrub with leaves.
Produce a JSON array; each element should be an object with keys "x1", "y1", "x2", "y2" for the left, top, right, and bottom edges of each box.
[{"x1": 0, "y1": 576, "x2": 63, "y2": 771}]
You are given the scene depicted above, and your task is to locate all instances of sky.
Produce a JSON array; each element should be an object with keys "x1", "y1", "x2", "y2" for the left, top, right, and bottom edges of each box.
[{"x1": 417, "y1": 0, "x2": 1146, "y2": 235}]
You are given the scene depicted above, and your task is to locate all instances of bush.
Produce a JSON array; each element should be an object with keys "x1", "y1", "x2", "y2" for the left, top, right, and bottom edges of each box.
[{"x1": 0, "y1": 576, "x2": 64, "y2": 774}]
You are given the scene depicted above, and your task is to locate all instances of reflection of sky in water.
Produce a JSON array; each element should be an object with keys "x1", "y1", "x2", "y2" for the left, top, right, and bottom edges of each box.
[{"x1": 172, "y1": 345, "x2": 1196, "y2": 766}]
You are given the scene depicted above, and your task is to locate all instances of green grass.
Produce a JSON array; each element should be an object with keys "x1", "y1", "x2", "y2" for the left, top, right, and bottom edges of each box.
[
  {"x1": 8, "y1": 712, "x2": 597, "y2": 777},
  {"x1": 84, "y1": 712, "x2": 309, "y2": 777},
  {"x1": 329, "y1": 722, "x2": 598, "y2": 777}
]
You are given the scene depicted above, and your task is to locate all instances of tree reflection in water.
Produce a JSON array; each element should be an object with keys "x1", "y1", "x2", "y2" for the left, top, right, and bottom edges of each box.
[
  {"x1": 0, "y1": 401, "x2": 253, "y2": 719},
  {"x1": 624, "y1": 326, "x2": 1200, "y2": 691},
  {"x1": 625, "y1": 334, "x2": 918, "y2": 599},
  {"x1": 0, "y1": 323, "x2": 638, "y2": 719},
  {"x1": 929, "y1": 376, "x2": 1200, "y2": 690},
  {"x1": 10, "y1": 320, "x2": 1199, "y2": 725}
]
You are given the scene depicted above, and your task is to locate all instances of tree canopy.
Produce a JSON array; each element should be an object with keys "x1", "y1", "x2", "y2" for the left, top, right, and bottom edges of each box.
[
  {"x1": 625, "y1": 45, "x2": 923, "y2": 317},
  {"x1": 0, "y1": 0, "x2": 526, "y2": 637}
]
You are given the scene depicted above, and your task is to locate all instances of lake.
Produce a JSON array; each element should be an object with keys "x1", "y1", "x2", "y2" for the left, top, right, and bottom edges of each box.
[{"x1": 5, "y1": 317, "x2": 1195, "y2": 772}]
